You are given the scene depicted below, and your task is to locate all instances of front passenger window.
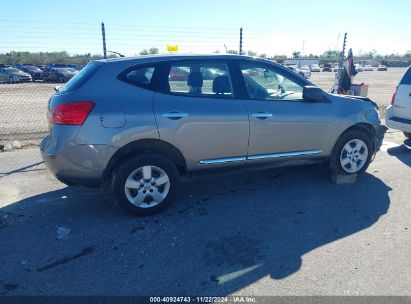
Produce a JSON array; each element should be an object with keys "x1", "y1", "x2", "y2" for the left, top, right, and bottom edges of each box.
[{"x1": 239, "y1": 63, "x2": 304, "y2": 101}]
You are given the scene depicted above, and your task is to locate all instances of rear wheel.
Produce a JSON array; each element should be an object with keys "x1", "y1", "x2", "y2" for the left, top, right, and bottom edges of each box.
[
  {"x1": 403, "y1": 132, "x2": 411, "y2": 139},
  {"x1": 330, "y1": 130, "x2": 373, "y2": 175},
  {"x1": 111, "y1": 154, "x2": 179, "y2": 215},
  {"x1": 8, "y1": 76, "x2": 14, "y2": 84}
]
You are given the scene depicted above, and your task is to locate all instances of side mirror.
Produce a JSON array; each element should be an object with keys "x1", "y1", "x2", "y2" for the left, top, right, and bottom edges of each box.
[{"x1": 303, "y1": 86, "x2": 324, "y2": 102}]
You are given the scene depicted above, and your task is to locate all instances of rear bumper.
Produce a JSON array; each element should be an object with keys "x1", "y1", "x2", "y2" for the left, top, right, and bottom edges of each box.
[
  {"x1": 39, "y1": 135, "x2": 116, "y2": 187},
  {"x1": 385, "y1": 105, "x2": 411, "y2": 133}
]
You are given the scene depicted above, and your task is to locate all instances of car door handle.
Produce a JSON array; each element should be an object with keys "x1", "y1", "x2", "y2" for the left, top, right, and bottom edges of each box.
[
  {"x1": 161, "y1": 111, "x2": 189, "y2": 120},
  {"x1": 251, "y1": 112, "x2": 273, "y2": 119}
]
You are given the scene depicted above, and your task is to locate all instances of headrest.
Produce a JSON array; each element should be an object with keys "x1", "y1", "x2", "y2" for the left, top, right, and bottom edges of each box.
[
  {"x1": 212, "y1": 76, "x2": 231, "y2": 94},
  {"x1": 130, "y1": 75, "x2": 149, "y2": 84},
  {"x1": 187, "y1": 71, "x2": 203, "y2": 87}
]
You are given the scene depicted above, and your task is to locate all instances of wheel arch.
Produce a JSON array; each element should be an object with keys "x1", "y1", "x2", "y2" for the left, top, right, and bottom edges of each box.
[
  {"x1": 103, "y1": 139, "x2": 187, "y2": 182},
  {"x1": 330, "y1": 122, "x2": 376, "y2": 157}
]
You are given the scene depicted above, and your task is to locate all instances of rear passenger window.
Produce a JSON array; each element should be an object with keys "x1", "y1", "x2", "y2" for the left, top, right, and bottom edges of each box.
[
  {"x1": 167, "y1": 62, "x2": 233, "y2": 98},
  {"x1": 123, "y1": 66, "x2": 154, "y2": 86},
  {"x1": 401, "y1": 68, "x2": 411, "y2": 85}
]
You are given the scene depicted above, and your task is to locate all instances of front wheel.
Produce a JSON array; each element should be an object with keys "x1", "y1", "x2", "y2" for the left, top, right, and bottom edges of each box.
[
  {"x1": 330, "y1": 130, "x2": 373, "y2": 175},
  {"x1": 403, "y1": 132, "x2": 411, "y2": 139},
  {"x1": 111, "y1": 154, "x2": 180, "y2": 215},
  {"x1": 8, "y1": 76, "x2": 14, "y2": 84}
]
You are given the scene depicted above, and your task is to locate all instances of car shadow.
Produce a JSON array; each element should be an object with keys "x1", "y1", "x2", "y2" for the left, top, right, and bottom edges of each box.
[
  {"x1": 0, "y1": 165, "x2": 391, "y2": 296},
  {"x1": 387, "y1": 138, "x2": 411, "y2": 167}
]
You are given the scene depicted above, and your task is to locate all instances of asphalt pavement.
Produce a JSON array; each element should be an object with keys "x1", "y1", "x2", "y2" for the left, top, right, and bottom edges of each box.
[{"x1": 0, "y1": 130, "x2": 410, "y2": 296}]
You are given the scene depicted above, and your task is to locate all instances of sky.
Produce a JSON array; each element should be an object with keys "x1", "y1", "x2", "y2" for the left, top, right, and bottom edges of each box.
[{"x1": 0, "y1": 0, "x2": 410, "y2": 57}]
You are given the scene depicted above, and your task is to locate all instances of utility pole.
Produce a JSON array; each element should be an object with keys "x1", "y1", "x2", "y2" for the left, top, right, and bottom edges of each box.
[
  {"x1": 239, "y1": 27, "x2": 243, "y2": 55},
  {"x1": 101, "y1": 22, "x2": 107, "y2": 59}
]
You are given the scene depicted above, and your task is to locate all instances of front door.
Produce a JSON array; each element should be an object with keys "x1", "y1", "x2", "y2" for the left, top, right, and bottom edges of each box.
[{"x1": 237, "y1": 60, "x2": 334, "y2": 163}]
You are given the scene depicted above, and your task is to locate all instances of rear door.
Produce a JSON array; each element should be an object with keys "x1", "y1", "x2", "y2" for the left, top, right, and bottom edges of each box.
[
  {"x1": 393, "y1": 67, "x2": 411, "y2": 119},
  {"x1": 153, "y1": 59, "x2": 249, "y2": 171}
]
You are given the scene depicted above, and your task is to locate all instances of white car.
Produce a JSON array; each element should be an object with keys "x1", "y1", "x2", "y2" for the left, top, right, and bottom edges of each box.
[
  {"x1": 355, "y1": 64, "x2": 364, "y2": 72},
  {"x1": 385, "y1": 65, "x2": 411, "y2": 138},
  {"x1": 310, "y1": 64, "x2": 321, "y2": 72},
  {"x1": 364, "y1": 65, "x2": 374, "y2": 71},
  {"x1": 286, "y1": 65, "x2": 311, "y2": 79}
]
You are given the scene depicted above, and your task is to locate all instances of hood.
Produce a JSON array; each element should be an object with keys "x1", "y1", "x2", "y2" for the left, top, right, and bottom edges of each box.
[{"x1": 329, "y1": 93, "x2": 378, "y2": 110}]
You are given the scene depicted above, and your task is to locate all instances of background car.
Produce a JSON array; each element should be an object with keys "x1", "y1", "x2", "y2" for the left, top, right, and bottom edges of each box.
[
  {"x1": 322, "y1": 63, "x2": 332, "y2": 72},
  {"x1": 169, "y1": 66, "x2": 190, "y2": 81},
  {"x1": 385, "y1": 65, "x2": 411, "y2": 138},
  {"x1": 355, "y1": 64, "x2": 364, "y2": 72},
  {"x1": 309, "y1": 64, "x2": 321, "y2": 72},
  {"x1": 67, "y1": 64, "x2": 82, "y2": 71},
  {"x1": 0, "y1": 67, "x2": 32, "y2": 83},
  {"x1": 43, "y1": 67, "x2": 78, "y2": 82},
  {"x1": 20, "y1": 65, "x2": 44, "y2": 81},
  {"x1": 364, "y1": 65, "x2": 374, "y2": 71},
  {"x1": 287, "y1": 65, "x2": 311, "y2": 79},
  {"x1": 377, "y1": 65, "x2": 387, "y2": 71}
]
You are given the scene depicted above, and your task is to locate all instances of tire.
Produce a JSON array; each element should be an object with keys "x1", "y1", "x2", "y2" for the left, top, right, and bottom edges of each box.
[
  {"x1": 8, "y1": 76, "x2": 14, "y2": 84},
  {"x1": 403, "y1": 132, "x2": 411, "y2": 139},
  {"x1": 330, "y1": 130, "x2": 373, "y2": 175},
  {"x1": 111, "y1": 154, "x2": 180, "y2": 215}
]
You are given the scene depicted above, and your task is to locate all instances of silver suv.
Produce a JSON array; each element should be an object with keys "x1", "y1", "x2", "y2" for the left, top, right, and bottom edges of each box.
[{"x1": 40, "y1": 55, "x2": 386, "y2": 215}]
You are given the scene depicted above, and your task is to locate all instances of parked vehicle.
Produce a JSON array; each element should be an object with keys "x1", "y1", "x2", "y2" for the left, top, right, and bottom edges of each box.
[
  {"x1": 20, "y1": 65, "x2": 44, "y2": 81},
  {"x1": 309, "y1": 64, "x2": 321, "y2": 72},
  {"x1": 322, "y1": 63, "x2": 332, "y2": 72},
  {"x1": 67, "y1": 64, "x2": 82, "y2": 71},
  {"x1": 364, "y1": 65, "x2": 374, "y2": 71},
  {"x1": 40, "y1": 55, "x2": 386, "y2": 215},
  {"x1": 355, "y1": 64, "x2": 364, "y2": 72},
  {"x1": 385, "y1": 65, "x2": 411, "y2": 138},
  {"x1": 169, "y1": 66, "x2": 190, "y2": 81},
  {"x1": 43, "y1": 67, "x2": 78, "y2": 83},
  {"x1": 377, "y1": 65, "x2": 387, "y2": 71},
  {"x1": 287, "y1": 65, "x2": 311, "y2": 79},
  {"x1": 0, "y1": 67, "x2": 32, "y2": 83}
]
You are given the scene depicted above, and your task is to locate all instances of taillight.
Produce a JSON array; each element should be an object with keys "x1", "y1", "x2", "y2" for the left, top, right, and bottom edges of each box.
[
  {"x1": 391, "y1": 87, "x2": 397, "y2": 105},
  {"x1": 51, "y1": 101, "x2": 95, "y2": 125}
]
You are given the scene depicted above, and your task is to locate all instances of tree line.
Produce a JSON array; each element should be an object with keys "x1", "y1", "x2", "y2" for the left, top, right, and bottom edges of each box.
[{"x1": 0, "y1": 49, "x2": 409, "y2": 65}]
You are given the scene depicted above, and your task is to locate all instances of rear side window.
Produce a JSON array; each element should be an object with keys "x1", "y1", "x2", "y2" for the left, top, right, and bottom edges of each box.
[
  {"x1": 167, "y1": 61, "x2": 234, "y2": 98},
  {"x1": 58, "y1": 62, "x2": 101, "y2": 94},
  {"x1": 401, "y1": 67, "x2": 411, "y2": 85}
]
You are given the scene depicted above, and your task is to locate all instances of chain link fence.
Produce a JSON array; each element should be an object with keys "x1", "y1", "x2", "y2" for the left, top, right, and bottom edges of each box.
[{"x1": 1, "y1": 60, "x2": 406, "y2": 151}]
